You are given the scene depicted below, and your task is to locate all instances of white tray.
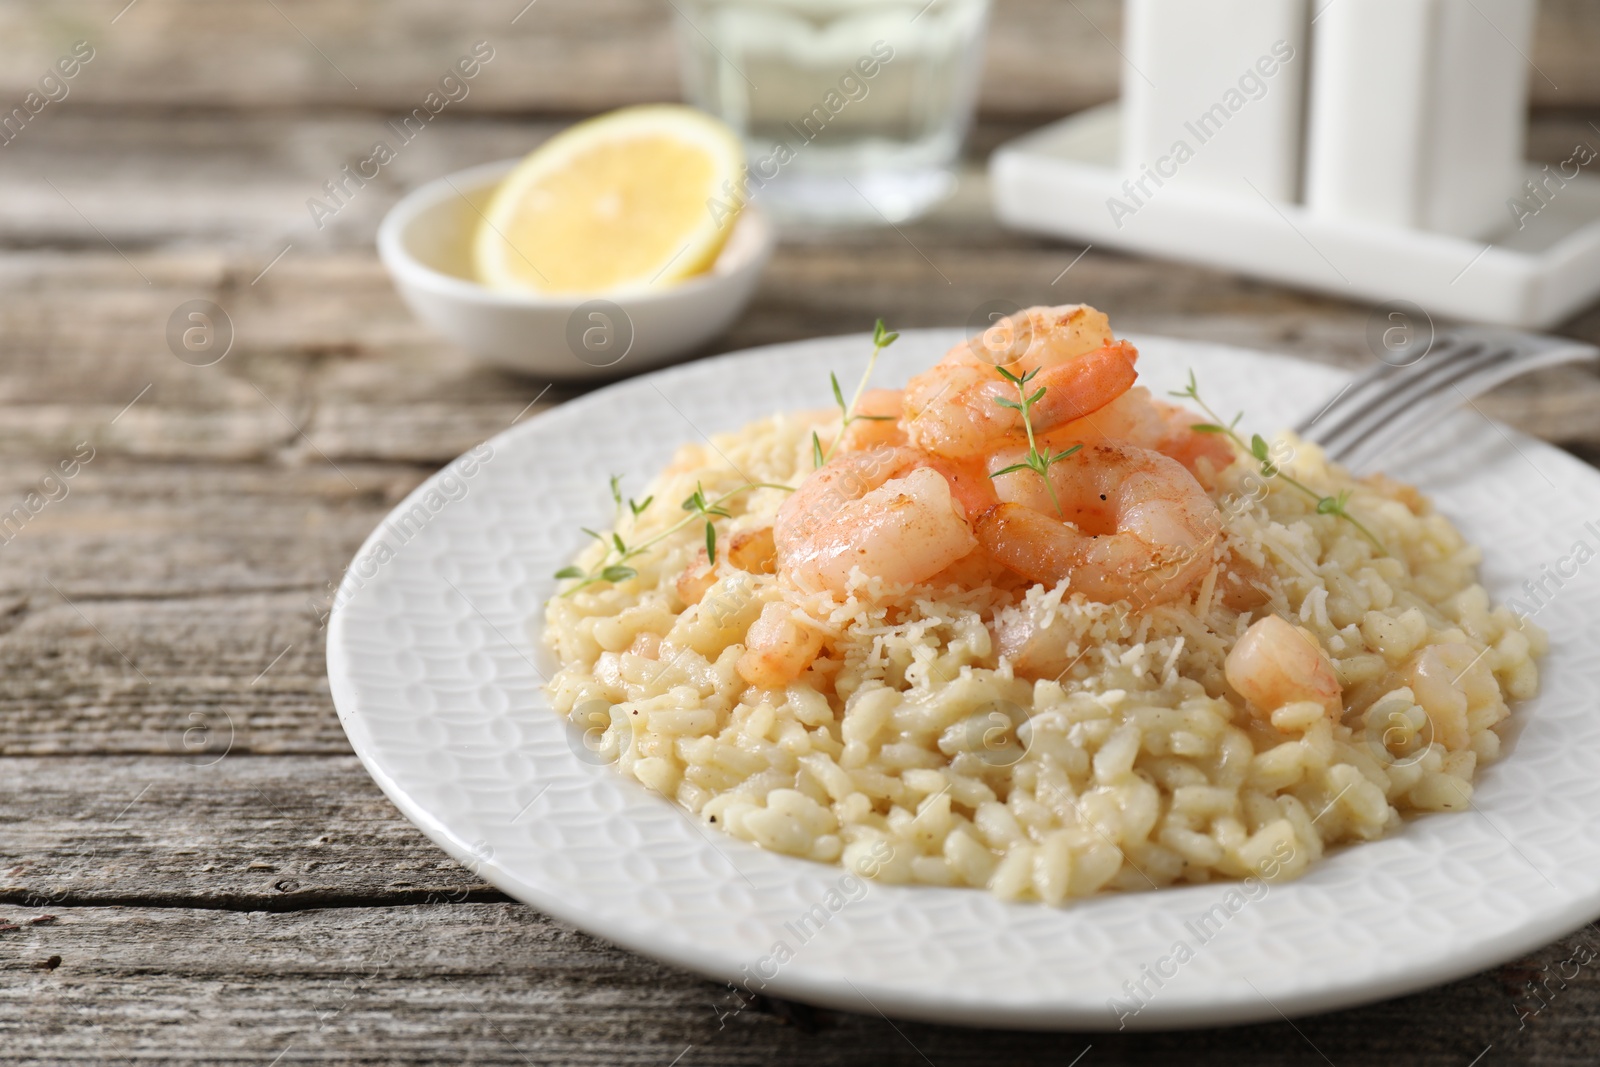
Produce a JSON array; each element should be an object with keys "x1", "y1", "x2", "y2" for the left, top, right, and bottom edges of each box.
[{"x1": 990, "y1": 105, "x2": 1600, "y2": 329}]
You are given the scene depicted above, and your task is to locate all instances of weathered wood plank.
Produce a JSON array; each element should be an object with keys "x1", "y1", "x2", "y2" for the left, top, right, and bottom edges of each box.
[
  {"x1": 0, "y1": 901, "x2": 1595, "y2": 1065},
  {"x1": 0, "y1": 459, "x2": 413, "y2": 595},
  {"x1": 9, "y1": 110, "x2": 1600, "y2": 253},
  {"x1": 0, "y1": 757, "x2": 492, "y2": 906},
  {"x1": 0, "y1": 238, "x2": 1369, "y2": 467},
  {"x1": 1, "y1": 753, "x2": 1597, "y2": 1061},
  {"x1": 0, "y1": 0, "x2": 1594, "y2": 118},
  {"x1": 0, "y1": 115, "x2": 564, "y2": 250},
  {"x1": 0, "y1": 238, "x2": 1595, "y2": 471},
  {"x1": 0, "y1": 591, "x2": 347, "y2": 756},
  {"x1": 3, "y1": 112, "x2": 1596, "y2": 452},
  {"x1": 0, "y1": 239, "x2": 1591, "y2": 516}
]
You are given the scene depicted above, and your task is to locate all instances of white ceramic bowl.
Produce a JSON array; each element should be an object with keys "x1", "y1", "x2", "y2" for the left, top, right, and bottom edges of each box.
[{"x1": 377, "y1": 159, "x2": 774, "y2": 380}]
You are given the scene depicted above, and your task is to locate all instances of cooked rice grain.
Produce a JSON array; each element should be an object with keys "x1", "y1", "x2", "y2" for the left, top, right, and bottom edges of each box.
[{"x1": 543, "y1": 414, "x2": 1544, "y2": 902}]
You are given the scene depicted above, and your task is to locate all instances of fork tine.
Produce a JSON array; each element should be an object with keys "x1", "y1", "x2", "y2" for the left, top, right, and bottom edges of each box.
[
  {"x1": 1293, "y1": 335, "x2": 1477, "y2": 441},
  {"x1": 1295, "y1": 328, "x2": 1596, "y2": 474},
  {"x1": 1305, "y1": 338, "x2": 1495, "y2": 457},
  {"x1": 1313, "y1": 343, "x2": 1499, "y2": 460},
  {"x1": 1339, "y1": 338, "x2": 1599, "y2": 471},
  {"x1": 1335, "y1": 347, "x2": 1510, "y2": 470},
  {"x1": 1293, "y1": 368, "x2": 1397, "y2": 440}
]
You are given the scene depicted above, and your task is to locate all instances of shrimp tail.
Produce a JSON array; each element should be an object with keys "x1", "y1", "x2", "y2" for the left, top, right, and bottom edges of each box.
[{"x1": 1031, "y1": 341, "x2": 1140, "y2": 432}]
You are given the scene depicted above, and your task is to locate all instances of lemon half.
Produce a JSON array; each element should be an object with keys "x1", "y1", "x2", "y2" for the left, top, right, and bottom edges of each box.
[{"x1": 474, "y1": 105, "x2": 746, "y2": 296}]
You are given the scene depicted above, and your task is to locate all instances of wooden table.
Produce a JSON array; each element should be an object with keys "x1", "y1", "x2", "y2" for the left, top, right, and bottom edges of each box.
[{"x1": 6, "y1": 2, "x2": 1600, "y2": 1062}]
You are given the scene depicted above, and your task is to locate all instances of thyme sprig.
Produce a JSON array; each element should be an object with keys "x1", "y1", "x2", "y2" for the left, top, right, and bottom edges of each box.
[
  {"x1": 987, "y1": 364, "x2": 1082, "y2": 517},
  {"x1": 1171, "y1": 371, "x2": 1384, "y2": 550},
  {"x1": 681, "y1": 482, "x2": 732, "y2": 565},
  {"x1": 608, "y1": 473, "x2": 652, "y2": 522},
  {"x1": 557, "y1": 319, "x2": 896, "y2": 595},
  {"x1": 554, "y1": 477, "x2": 790, "y2": 596},
  {"x1": 813, "y1": 318, "x2": 900, "y2": 469}
]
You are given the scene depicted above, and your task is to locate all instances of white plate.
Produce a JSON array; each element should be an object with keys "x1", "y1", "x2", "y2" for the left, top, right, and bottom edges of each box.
[{"x1": 328, "y1": 330, "x2": 1600, "y2": 1030}]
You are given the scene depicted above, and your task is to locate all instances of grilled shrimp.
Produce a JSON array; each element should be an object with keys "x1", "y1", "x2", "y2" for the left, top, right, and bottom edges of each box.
[
  {"x1": 773, "y1": 445, "x2": 982, "y2": 595},
  {"x1": 976, "y1": 443, "x2": 1223, "y2": 606},
  {"x1": 737, "y1": 600, "x2": 826, "y2": 689},
  {"x1": 903, "y1": 305, "x2": 1139, "y2": 460},
  {"x1": 749, "y1": 445, "x2": 988, "y2": 685},
  {"x1": 1225, "y1": 615, "x2": 1343, "y2": 717},
  {"x1": 1037, "y1": 388, "x2": 1236, "y2": 483},
  {"x1": 833, "y1": 388, "x2": 909, "y2": 453}
]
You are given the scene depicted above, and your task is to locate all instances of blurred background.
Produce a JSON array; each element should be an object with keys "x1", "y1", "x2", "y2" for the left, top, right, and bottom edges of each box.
[{"x1": 7, "y1": 1, "x2": 1600, "y2": 371}]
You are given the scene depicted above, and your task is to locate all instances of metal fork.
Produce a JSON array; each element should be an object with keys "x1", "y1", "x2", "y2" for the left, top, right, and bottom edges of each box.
[{"x1": 1294, "y1": 326, "x2": 1599, "y2": 473}]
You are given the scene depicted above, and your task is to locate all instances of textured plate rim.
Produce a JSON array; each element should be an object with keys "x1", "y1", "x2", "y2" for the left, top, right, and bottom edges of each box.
[{"x1": 328, "y1": 330, "x2": 1600, "y2": 1031}]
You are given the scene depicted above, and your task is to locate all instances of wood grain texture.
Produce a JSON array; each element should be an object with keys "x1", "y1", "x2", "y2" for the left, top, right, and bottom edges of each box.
[
  {"x1": 0, "y1": 903, "x2": 1596, "y2": 1065},
  {"x1": 0, "y1": 757, "x2": 493, "y2": 907},
  {"x1": 2, "y1": 752, "x2": 1597, "y2": 1062},
  {"x1": 1, "y1": 0, "x2": 1596, "y2": 117}
]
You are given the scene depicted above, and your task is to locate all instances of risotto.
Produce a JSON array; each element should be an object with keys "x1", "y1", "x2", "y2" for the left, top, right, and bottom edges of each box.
[{"x1": 543, "y1": 306, "x2": 1543, "y2": 904}]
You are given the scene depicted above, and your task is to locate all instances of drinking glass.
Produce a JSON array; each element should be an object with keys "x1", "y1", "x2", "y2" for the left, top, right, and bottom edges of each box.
[{"x1": 674, "y1": 0, "x2": 991, "y2": 225}]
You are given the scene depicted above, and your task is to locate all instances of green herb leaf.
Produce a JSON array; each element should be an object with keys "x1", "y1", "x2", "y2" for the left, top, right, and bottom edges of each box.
[
  {"x1": 559, "y1": 478, "x2": 797, "y2": 598},
  {"x1": 1178, "y1": 368, "x2": 1384, "y2": 552},
  {"x1": 705, "y1": 522, "x2": 717, "y2": 565},
  {"x1": 1318, "y1": 489, "x2": 1354, "y2": 515},
  {"x1": 815, "y1": 322, "x2": 896, "y2": 469},
  {"x1": 985, "y1": 360, "x2": 1081, "y2": 516},
  {"x1": 856, "y1": 413, "x2": 896, "y2": 422},
  {"x1": 812, "y1": 431, "x2": 825, "y2": 470},
  {"x1": 1051, "y1": 444, "x2": 1084, "y2": 463},
  {"x1": 608, "y1": 474, "x2": 623, "y2": 508},
  {"x1": 628, "y1": 495, "x2": 653, "y2": 517}
]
